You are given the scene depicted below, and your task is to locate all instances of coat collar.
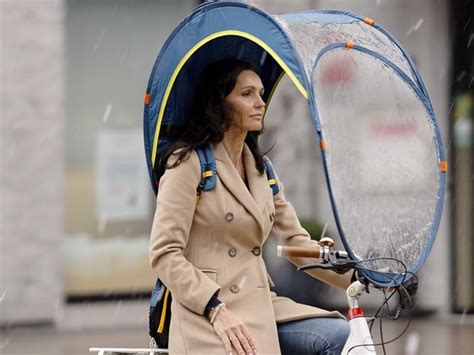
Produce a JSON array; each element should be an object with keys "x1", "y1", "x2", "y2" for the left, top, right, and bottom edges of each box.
[{"x1": 211, "y1": 142, "x2": 268, "y2": 233}]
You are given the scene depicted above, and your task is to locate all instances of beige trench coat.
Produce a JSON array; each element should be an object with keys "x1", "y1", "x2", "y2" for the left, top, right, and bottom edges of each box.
[{"x1": 149, "y1": 142, "x2": 352, "y2": 355}]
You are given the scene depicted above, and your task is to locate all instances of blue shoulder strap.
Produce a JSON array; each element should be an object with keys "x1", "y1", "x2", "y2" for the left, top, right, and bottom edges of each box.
[
  {"x1": 196, "y1": 146, "x2": 279, "y2": 197},
  {"x1": 150, "y1": 278, "x2": 164, "y2": 308},
  {"x1": 196, "y1": 145, "x2": 217, "y2": 192},
  {"x1": 263, "y1": 156, "x2": 279, "y2": 196}
]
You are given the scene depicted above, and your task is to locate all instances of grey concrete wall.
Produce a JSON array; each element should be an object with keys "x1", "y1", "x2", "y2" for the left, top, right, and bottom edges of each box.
[{"x1": 0, "y1": 0, "x2": 64, "y2": 324}]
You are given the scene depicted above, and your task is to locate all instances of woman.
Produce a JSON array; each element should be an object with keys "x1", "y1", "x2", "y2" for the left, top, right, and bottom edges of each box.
[{"x1": 149, "y1": 59, "x2": 351, "y2": 355}]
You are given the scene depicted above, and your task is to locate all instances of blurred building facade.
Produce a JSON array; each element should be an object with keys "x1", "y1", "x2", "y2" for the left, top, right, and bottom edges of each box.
[
  {"x1": 1, "y1": 0, "x2": 471, "y2": 326},
  {"x1": 1, "y1": 0, "x2": 65, "y2": 324}
]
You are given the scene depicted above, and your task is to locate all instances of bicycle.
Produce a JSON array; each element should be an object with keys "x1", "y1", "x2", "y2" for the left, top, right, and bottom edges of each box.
[{"x1": 277, "y1": 237, "x2": 417, "y2": 355}]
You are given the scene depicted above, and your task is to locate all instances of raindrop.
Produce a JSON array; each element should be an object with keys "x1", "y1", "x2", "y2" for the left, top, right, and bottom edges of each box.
[
  {"x1": 460, "y1": 307, "x2": 468, "y2": 325},
  {"x1": 456, "y1": 70, "x2": 466, "y2": 83},
  {"x1": 91, "y1": 28, "x2": 107, "y2": 55},
  {"x1": 454, "y1": 155, "x2": 461, "y2": 167},
  {"x1": 320, "y1": 223, "x2": 328, "y2": 239},
  {"x1": 114, "y1": 300, "x2": 122, "y2": 318},
  {"x1": 406, "y1": 18, "x2": 424, "y2": 36},
  {"x1": 119, "y1": 49, "x2": 129, "y2": 64},
  {"x1": 446, "y1": 140, "x2": 452, "y2": 154},
  {"x1": 468, "y1": 33, "x2": 474, "y2": 48},
  {"x1": 0, "y1": 291, "x2": 5, "y2": 302},
  {"x1": 259, "y1": 51, "x2": 268, "y2": 66},
  {"x1": 376, "y1": 0, "x2": 381, "y2": 6},
  {"x1": 103, "y1": 103, "x2": 112, "y2": 123},
  {"x1": 237, "y1": 45, "x2": 246, "y2": 59},
  {"x1": 454, "y1": 116, "x2": 466, "y2": 128},
  {"x1": 463, "y1": 17, "x2": 471, "y2": 31},
  {"x1": 238, "y1": 275, "x2": 247, "y2": 289},
  {"x1": 448, "y1": 102, "x2": 454, "y2": 114}
]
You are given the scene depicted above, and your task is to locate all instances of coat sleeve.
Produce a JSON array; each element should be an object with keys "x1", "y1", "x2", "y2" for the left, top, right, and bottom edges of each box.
[
  {"x1": 149, "y1": 151, "x2": 220, "y2": 315},
  {"x1": 269, "y1": 167, "x2": 353, "y2": 290}
]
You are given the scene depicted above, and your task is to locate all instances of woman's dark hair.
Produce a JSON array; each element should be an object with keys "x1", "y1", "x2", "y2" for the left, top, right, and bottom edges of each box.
[{"x1": 154, "y1": 58, "x2": 266, "y2": 179}]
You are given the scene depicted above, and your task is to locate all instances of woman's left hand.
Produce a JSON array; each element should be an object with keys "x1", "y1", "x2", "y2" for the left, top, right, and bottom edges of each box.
[{"x1": 210, "y1": 306, "x2": 257, "y2": 355}]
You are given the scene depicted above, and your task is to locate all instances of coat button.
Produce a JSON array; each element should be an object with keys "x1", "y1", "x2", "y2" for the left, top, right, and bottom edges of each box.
[
  {"x1": 230, "y1": 284, "x2": 240, "y2": 293},
  {"x1": 225, "y1": 212, "x2": 234, "y2": 222},
  {"x1": 269, "y1": 212, "x2": 275, "y2": 222},
  {"x1": 251, "y1": 247, "x2": 261, "y2": 256},
  {"x1": 228, "y1": 248, "x2": 237, "y2": 257}
]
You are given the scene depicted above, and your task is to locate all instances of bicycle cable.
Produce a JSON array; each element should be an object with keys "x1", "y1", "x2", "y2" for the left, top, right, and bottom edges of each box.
[{"x1": 344, "y1": 257, "x2": 418, "y2": 355}]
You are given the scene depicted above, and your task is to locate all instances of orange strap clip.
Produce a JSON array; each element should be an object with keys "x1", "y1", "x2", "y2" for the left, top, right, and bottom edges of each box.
[
  {"x1": 144, "y1": 93, "x2": 151, "y2": 105},
  {"x1": 346, "y1": 41, "x2": 354, "y2": 49},
  {"x1": 440, "y1": 161, "x2": 448, "y2": 172},
  {"x1": 364, "y1": 17, "x2": 375, "y2": 26},
  {"x1": 320, "y1": 139, "x2": 327, "y2": 152}
]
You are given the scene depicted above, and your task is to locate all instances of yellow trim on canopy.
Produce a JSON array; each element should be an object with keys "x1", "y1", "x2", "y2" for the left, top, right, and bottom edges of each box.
[
  {"x1": 151, "y1": 30, "x2": 308, "y2": 165},
  {"x1": 262, "y1": 69, "x2": 286, "y2": 122}
]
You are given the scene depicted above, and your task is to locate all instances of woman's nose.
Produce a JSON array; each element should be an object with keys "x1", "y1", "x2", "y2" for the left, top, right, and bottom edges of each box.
[{"x1": 255, "y1": 95, "x2": 265, "y2": 108}]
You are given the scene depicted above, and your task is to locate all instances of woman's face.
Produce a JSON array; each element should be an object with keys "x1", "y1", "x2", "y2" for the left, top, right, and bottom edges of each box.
[{"x1": 224, "y1": 70, "x2": 265, "y2": 133}]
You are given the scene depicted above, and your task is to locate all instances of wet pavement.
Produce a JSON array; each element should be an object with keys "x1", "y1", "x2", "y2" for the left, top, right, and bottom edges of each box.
[{"x1": 1, "y1": 301, "x2": 473, "y2": 355}]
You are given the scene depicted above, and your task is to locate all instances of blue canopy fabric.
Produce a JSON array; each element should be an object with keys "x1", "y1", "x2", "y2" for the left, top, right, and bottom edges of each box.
[
  {"x1": 144, "y1": 2, "x2": 309, "y2": 182},
  {"x1": 143, "y1": 1, "x2": 446, "y2": 287}
]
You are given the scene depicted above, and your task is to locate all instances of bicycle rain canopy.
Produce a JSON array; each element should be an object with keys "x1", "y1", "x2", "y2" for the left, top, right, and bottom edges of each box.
[{"x1": 143, "y1": 1, "x2": 447, "y2": 287}]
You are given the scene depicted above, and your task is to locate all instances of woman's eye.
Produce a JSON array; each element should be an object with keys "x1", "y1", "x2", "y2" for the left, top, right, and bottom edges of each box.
[{"x1": 242, "y1": 91, "x2": 251, "y2": 97}]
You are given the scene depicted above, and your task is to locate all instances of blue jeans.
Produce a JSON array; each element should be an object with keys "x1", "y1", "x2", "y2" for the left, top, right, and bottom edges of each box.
[{"x1": 277, "y1": 317, "x2": 350, "y2": 355}]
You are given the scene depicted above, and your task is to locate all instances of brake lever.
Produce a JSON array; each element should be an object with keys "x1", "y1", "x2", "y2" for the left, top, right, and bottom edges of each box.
[{"x1": 399, "y1": 278, "x2": 418, "y2": 309}]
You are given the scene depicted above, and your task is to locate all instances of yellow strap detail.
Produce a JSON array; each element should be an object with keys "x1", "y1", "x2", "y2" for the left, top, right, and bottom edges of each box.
[
  {"x1": 268, "y1": 178, "x2": 276, "y2": 185},
  {"x1": 157, "y1": 288, "x2": 170, "y2": 334},
  {"x1": 203, "y1": 170, "x2": 213, "y2": 178},
  {"x1": 151, "y1": 30, "x2": 309, "y2": 165}
]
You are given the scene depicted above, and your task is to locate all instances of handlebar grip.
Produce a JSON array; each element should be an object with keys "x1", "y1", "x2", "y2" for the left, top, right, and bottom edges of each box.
[{"x1": 277, "y1": 245, "x2": 321, "y2": 258}]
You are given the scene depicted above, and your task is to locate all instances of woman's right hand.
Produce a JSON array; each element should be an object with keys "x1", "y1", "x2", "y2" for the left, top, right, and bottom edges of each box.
[{"x1": 211, "y1": 306, "x2": 257, "y2": 355}]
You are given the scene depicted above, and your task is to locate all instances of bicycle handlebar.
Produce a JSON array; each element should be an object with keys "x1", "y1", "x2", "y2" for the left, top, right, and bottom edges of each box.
[
  {"x1": 277, "y1": 243, "x2": 353, "y2": 274},
  {"x1": 277, "y1": 245, "x2": 349, "y2": 261},
  {"x1": 277, "y1": 245, "x2": 322, "y2": 258}
]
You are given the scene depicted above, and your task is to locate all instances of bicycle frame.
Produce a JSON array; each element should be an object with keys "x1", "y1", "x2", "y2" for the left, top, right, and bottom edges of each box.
[{"x1": 342, "y1": 281, "x2": 377, "y2": 355}]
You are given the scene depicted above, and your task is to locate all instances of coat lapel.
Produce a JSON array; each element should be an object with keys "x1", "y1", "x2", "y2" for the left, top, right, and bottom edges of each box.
[
  {"x1": 212, "y1": 142, "x2": 266, "y2": 233},
  {"x1": 242, "y1": 144, "x2": 270, "y2": 217}
]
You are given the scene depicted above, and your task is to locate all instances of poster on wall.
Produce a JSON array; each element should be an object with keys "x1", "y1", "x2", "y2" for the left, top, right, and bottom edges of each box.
[{"x1": 97, "y1": 128, "x2": 151, "y2": 223}]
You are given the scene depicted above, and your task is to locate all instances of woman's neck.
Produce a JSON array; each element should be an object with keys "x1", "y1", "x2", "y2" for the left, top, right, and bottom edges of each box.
[{"x1": 222, "y1": 129, "x2": 246, "y2": 167}]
